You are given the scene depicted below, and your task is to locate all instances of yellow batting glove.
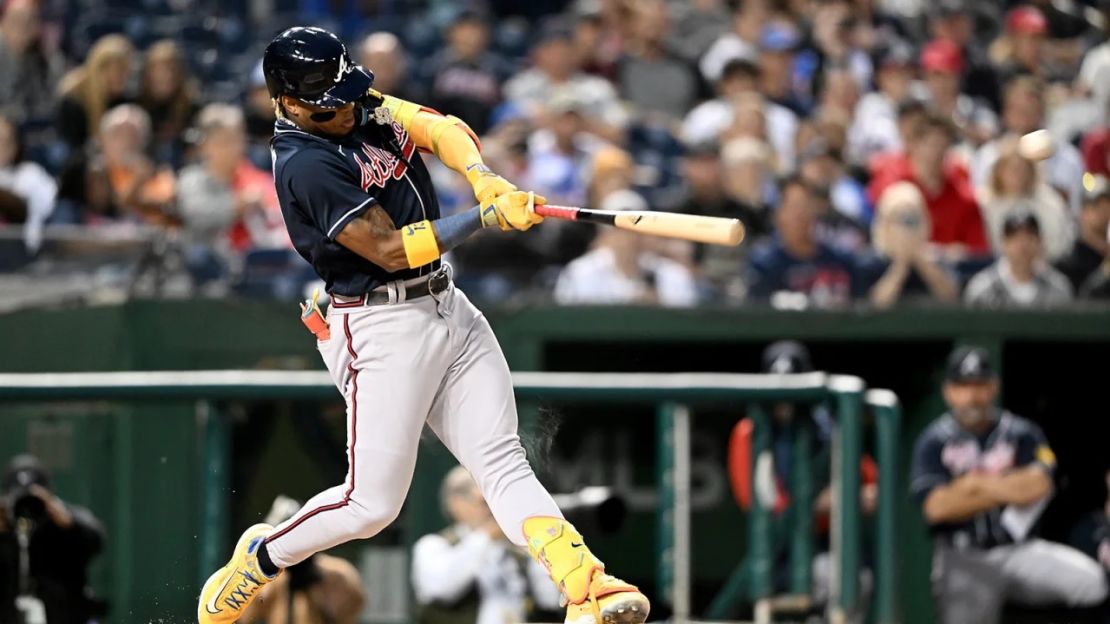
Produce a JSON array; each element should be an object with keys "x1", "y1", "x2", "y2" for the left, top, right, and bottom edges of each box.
[
  {"x1": 465, "y1": 164, "x2": 517, "y2": 206},
  {"x1": 487, "y1": 191, "x2": 546, "y2": 232}
]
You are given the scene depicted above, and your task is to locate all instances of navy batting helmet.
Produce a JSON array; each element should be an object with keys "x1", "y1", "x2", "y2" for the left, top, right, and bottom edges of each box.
[{"x1": 263, "y1": 27, "x2": 374, "y2": 108}]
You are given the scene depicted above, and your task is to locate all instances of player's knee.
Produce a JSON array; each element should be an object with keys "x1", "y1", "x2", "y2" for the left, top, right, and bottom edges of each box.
[
  {"x1": 347, "y1": 500, "x2": 405, "y2": 539},
  {"x1": 1067, "y1": 565, "x2": 1109, "y2": 606}
]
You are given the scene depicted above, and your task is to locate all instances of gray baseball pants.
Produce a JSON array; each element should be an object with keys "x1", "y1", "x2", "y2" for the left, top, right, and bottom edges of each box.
[
  {"x1": 264, "y1": 276, "x2": 563, "y2": 567},
  {"x1": 932, "y1": 539, "x2": 1108, "y2": 624}
]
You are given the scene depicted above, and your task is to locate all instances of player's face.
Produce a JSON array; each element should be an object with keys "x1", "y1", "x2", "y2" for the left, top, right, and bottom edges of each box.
[
  {"x1": 283, "y1": 97, "x2": 357, "y2": 137},
  {"x1": 943, "y1": 379, "x2": 999, "y2": 432}
]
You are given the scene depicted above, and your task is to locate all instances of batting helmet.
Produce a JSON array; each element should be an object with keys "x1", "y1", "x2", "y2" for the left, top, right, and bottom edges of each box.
[{"x1": 262, "y1": 26, "x2": 374, "y2": 108}]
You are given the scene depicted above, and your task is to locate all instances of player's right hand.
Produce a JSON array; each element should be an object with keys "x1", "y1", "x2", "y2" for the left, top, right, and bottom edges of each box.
[{"x1": 484, "y1": 191, "x2": 546, "y2": 232}]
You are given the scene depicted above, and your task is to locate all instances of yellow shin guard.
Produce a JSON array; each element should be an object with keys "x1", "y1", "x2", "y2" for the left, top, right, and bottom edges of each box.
[{"x1": 522, "y1": 516, "x2": 604, "y2": 604}]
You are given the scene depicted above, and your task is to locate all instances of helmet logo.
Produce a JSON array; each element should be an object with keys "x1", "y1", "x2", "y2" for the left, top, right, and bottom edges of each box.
[{"x1": 335, "y1": 55, "x2": 353, "y2": 83}]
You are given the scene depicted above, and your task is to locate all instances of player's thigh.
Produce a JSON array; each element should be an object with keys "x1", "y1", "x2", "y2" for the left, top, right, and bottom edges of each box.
[
  {"x1": 932, "y1": 546, "x2": 1005, "y2": 624},
  {"x1": 343, "y1": 307, "x2": 451, "y2": 499},
  {"x1": 426, "y1": 313, "x2": 521, "y2": 469},
  {"x1": 999, "y1": 539, "x2": 1109, "y2": 607}
]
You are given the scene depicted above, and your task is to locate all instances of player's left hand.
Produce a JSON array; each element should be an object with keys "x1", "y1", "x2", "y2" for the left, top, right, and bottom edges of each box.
[
  {"x1": 466, "y1": 164, "x2": 517, "y2": 206},
  {"x1": 483, "y1": 191, "x2": 546, "y2": 232}
]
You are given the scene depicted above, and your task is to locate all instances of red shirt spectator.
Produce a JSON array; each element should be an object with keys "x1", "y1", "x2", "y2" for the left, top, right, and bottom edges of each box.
[
  {"x1": 1081, "y1": 128, "x2": 1110, "y2": 177},
  {"x1": 869, "y1": 113, "x2": 989, "y2": 255}
]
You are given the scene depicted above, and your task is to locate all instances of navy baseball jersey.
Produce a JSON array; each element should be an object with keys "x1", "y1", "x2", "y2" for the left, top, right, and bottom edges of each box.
[
  {"x1": 271, "y1": 116, "x2": 441, "y2": 296},
  {"x1": 911, "y1": 411, "x2": 1056, "y2": 549}
]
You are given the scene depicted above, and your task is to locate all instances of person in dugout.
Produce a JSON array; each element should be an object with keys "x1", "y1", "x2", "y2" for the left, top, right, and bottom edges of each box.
[{"x1": 727, "y1": 341, "x2": 876, "y2": 617}]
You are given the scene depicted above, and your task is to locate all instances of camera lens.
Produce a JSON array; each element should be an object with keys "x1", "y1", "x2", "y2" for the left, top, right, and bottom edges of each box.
[{"x1": 10, "y1": 488, "x2": 46, "y2": 522}]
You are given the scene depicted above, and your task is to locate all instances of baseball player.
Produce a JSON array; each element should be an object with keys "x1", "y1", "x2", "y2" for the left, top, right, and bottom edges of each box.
[
  {"x1": 911, "y1": 346, "x2": 1107, "y2": 623},
  {"x1": 197, "y1": 27, "x2": 649, "y2": 624}
]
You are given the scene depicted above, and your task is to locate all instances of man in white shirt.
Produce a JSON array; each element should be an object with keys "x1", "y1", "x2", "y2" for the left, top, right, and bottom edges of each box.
[
  {"x1": 847, "y1": 41, "x2": 916, "y2": 168},
  {"x1": 555, "y1": 189, "x2": 699, "y2": 306},
  {"x1": 681, "y1": 58, "x2": 798, "y2": 171},
  {"x1": 965, "y1": 211, "x2": 1073, "y2": 307},
  {"x1": 502, "y1": 20, "x2": 627, "y2": 136},
  {"x1": 699, "y1": 0, "x2": 766, "y2": 84},
  {"x1": 412, "y1": 466, "x2": 562, "y2": 624}
]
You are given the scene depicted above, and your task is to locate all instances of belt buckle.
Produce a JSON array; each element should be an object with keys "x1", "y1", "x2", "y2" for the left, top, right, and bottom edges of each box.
[{"x1": 428, "y1": 269, "x2": 450, "y2": 296}]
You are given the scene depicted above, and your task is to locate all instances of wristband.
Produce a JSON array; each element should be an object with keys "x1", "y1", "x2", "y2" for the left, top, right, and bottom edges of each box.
[{"x1": 401, "y1": 220, "x2": 440, "y2": 268}]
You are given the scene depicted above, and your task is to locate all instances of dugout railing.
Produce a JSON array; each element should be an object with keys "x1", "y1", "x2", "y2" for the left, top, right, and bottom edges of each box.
[{"x1": 0, "y1": 371, "x2": 901, "y2": 623}]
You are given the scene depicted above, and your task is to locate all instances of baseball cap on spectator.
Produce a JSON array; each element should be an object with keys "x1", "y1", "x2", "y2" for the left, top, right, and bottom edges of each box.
[
  {"x1": 572, "y1": 0, "x2": 603, "y2": 20},
  {"x1": 601, "y1": 189, "x2": 648, "y2": 213},
  {"x1": 682, "y1": 139, "x2": 720, "y2": 159},
  {"x1": 536, "y1": 17, "x2": 574, "y2": 45},
  {"x1": 762, "y1": 340, "x2": 814, "y2": 374},
  {"x1": 721, "y1": 57, "x2": 760, "y2": 81},
  {"x1": 759, "y1": 22, "x2": 801, "y2": 53},
  {"x1": 448, "y1": 7, "x2": 490, "y2": 30},
  {"x1": 1082, "y1": 173, "x2": 1110, "y2": 204},
  {"x1": 921, "y1": 39, "x2": 963, "y2": 74},
  {"x1": 547, "y1": 89, "x2": 584, "y2": 115},
  {"x1": 945, "y1": 346, "x2": 996, "y2": 383},
  {"x1": 488, "y1": 100, "x2": 529, "y2": 128},
  {"x1": 1006, "y1": 6, "x2": 1048, "y2": 36},
  {"x1": 2, "y1": 455, "x2": 50, "y2": 494},
  {"x1": 1002, "y1": 210, "x2": 1040, "y2": 236},
  {"x1": 798, "y1": 137, "x2": 840, "y2": 164},
  {"x1": 929, "y1": 0, "x2": 969, "y2": 18},
  {"x1": 877, "y1": 40, "x2": 915, "y2": 69}
]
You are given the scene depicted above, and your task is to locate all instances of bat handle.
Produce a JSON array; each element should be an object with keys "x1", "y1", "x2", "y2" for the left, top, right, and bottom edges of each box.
[{"x1": 533, "y1": 204, "x2": 580, "y2": 220}]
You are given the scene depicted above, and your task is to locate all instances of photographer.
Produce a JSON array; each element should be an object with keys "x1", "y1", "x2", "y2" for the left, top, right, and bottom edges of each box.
[
  {"x1": 0, "y1": 455, "x2": 106, "y2": 624},
  {"x1": 240, "y1": 496, "x2": 365, "y2": 624},
  {"x1": 412, "y1": 466, "x2": 562, "y2": 624}
]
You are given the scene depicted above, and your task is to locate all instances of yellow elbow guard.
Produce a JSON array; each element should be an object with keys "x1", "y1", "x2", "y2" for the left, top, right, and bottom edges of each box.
[
  {"x1": 381, "y1": 94, "x2": 422, "y2": 128},
  {"x1": 401, "y1": 220, "x2": 440, "y2": 268}
]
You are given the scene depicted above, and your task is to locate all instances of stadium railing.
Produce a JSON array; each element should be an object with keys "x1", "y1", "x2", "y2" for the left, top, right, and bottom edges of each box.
[{"x1": 0, "y1": 370, "x2": 900, "y2": 623}]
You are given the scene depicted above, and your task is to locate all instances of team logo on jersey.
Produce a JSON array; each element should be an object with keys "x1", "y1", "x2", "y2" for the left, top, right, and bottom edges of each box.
[
  {"x1": 351, "y1": 122, "x2": 416, "y2": 191},
  {"x1": 941, "y1": 439, "x2": 980, "y2": 475},
  {"x1": 980, "y1": 441, "x2": 1014, "y2": 474}
]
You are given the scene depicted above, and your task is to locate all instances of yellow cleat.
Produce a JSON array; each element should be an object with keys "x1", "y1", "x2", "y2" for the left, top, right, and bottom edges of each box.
[
  {"x1": 564, "y1": 572, "x2": 650, "y2": 624},
  {"x1": 197, "y1": 523, "x2": 279, "y2": 623},
  {"x1": 522, "y1": 516, "x2": 650, "y2": 624}
]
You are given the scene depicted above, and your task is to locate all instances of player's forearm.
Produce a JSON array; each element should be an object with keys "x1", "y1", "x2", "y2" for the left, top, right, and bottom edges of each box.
[
  {"x1": 336, "y1": 208, "x2": 410, "y2": 272},
  {"x1": 338, "y1": 206, "x2": 494, "y2": 272},
  {"x1": 982, "y1": 467, "x2": 1053, "y2": 506},
  {"x1": 922, "y1": 482, "x2": 999, "y2": 524}
]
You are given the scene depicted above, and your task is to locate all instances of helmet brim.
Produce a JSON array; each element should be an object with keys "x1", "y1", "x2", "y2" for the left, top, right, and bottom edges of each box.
[{"x1": 302, "y1": 66, "x2": 374, "y2": 108}]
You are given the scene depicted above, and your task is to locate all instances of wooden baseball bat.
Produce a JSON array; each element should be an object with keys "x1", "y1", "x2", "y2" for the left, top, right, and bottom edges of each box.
[{"x1": 534, "y1": 204, "x2": 745, "y2": 246}]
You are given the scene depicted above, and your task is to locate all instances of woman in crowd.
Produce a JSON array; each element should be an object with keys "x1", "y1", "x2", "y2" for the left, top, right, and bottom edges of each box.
[
  {"x1": 977, "y1": 136, "x2": 1074, "y2": 261},
  {"x1": 56, "y1": 34, "x2": 135, "y2": 150},
  {"x1": 139, "y1": 40, "x2": 199, "y2": 167},
  {"x1": 56, "y1": 104, "x2": 174, "y2": 225},
  {"x1": 866, "y1": 181, "x2": 959, "y2": 308}
]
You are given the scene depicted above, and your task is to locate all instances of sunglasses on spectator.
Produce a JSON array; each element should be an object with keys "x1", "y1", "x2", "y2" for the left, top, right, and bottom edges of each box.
[{"x1": 891, "y1": 211, "x2": 922, "y2": 227}]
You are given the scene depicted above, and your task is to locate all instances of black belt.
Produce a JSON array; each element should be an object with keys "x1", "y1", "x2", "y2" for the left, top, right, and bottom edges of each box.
[{"x1": 332, "y1": 270, "x2": 451, "y2": 308}]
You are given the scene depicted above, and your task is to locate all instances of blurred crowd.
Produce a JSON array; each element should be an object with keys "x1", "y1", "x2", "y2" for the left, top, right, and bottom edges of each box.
[{"x1": 3, "y1": 0, "x2": 1110, "y2": 308}]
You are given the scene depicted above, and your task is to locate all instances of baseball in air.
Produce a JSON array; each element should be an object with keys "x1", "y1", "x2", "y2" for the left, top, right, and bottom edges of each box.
[{"x1": 1019, "y1": 129, "x2": 1055, "y2": 161}]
